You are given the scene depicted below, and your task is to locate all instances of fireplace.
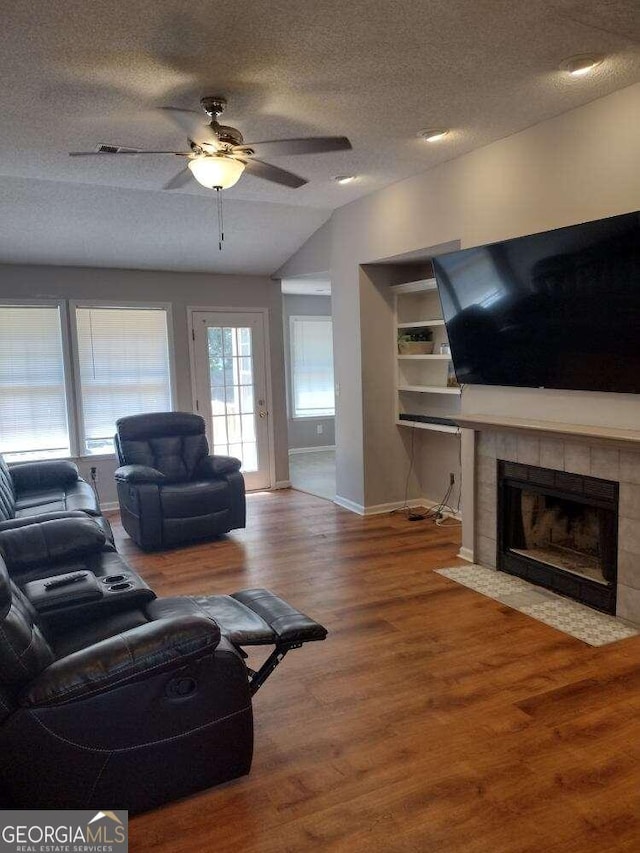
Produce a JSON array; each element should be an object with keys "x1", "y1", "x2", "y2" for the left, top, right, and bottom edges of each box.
[{"x1": 498, "y1": 461, "x2": 618, "y2": 614}]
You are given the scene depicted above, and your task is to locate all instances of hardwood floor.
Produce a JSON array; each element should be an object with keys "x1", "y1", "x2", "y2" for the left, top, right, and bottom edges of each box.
[{"x1": 118, "y1": 490, "x2": 640, "y2": 852}]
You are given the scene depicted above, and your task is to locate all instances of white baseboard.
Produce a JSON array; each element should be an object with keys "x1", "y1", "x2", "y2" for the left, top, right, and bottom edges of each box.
[
  {"x1": 333, "y1": 496, "x2": 426, "y2": 516},
  {"x1": 333, "y1": 495, "x2": 463, "y2": 519},
  {"x1": 273, "y1": 480, "x2": 292, "y2": 489},
  {"x1": 457, "y1": 546, "x2": 474, "y2": 563},
  {"x1": 362, "y1": 498, "x2": 426, "y2": 516},
  {"x1": 333, "y1": 495, "x2": 366, "y2": 514},
  {"x1": 288, "y1": 445, "x2": 336, "y2": 455}
]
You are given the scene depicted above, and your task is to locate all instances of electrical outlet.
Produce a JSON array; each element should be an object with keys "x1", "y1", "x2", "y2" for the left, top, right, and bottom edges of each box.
[
  {"x1": 90, "y1": 466, "x2": 97, "y2": 481},
  {"x1": 449, "y1": 472, "x2": 455, "y2": 486},
  {"x1": 316, "y1": 424, "x2": 324, "y2": 435}
]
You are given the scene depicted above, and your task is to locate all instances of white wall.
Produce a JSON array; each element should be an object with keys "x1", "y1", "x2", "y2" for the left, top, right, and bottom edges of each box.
[
  {"x1": 281, "y1": 83, "x2": 640, "y2": 513},
  {"x1": 276, "y1": 219, "x2": 332, "y2": 279},
  {"x1": 0, "y1": 264, "x2": 289, "y2": 504}
]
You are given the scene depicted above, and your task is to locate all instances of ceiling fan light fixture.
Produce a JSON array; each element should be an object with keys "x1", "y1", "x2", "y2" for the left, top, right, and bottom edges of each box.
[
  {"x1": 561, "y1": 54, "x2": 603, "y2": 76},
  {"x1": 417, "y1": 129, "x2": 449, "y2": 143},
  {"x1": 188, "y1": 156, "x2": 245, "y2": 189}
]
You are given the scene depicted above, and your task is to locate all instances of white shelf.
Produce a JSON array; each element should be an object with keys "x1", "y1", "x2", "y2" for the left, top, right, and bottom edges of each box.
[
  {"x1": 398, "y1": 385, "x2": 461, "y2": 395},
  {"x1": 390, "y1": 279, "x2": 437, "y2": 294},
  {"x1": 397, "y1": 319, "x2": 445, "y2": 329},
  {"x1": 396, "y1": 419, "x2": 459, "y2": 434},
  {"x1": 397, "y1": 354, "x2": 450, "y2": 360},
  {"x1": 393, "y1": 269, "x2": 459, "y2": 430}
]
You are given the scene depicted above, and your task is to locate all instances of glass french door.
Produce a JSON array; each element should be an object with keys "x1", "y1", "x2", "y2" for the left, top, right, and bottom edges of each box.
[{"x1": 191, "y1": 311, "x2": 271, "y2": 491}]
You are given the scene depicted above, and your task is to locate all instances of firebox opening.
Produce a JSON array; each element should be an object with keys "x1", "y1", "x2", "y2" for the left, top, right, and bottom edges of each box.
[
  {"x1": 511, "y1": 491, "x2": 605, "y2": 585},
  {"x1": 498, "y1": 461, "x2": 618, "y2": 615}
]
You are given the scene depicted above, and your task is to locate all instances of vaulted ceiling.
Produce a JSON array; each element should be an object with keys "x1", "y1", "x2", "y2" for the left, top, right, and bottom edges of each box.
[{"x1": 1, "y1": 0, "x2": 638, "y2": 274}]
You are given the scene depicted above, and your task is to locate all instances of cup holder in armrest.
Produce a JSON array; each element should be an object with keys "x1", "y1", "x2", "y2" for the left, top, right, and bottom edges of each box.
[
  {"x1": 108, "y1": 581, "x2": 134, "y2": 592},
  {"x1": 103, "y1": 574, "x2": 128, "y2": 584}
]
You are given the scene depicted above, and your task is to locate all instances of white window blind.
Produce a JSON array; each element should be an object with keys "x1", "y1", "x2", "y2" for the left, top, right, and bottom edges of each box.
[
  {"x1": 75, "y1": 307, "x2": 172, "y2": 455},
  {"x1": 0, "y1": 306, "x2": 70, "y2": 460},
  {"x1": 290, "y1": 316, "x2": 335, "y2": 418}
]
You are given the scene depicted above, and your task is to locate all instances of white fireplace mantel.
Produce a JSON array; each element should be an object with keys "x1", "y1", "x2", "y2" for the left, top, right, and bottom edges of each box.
[{"x1": 455, "y1": 414, "x2": 640, "y2": 451}]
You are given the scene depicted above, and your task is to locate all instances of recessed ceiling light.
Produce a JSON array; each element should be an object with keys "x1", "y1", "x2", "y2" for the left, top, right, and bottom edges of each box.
[
  {"x1": 561, "y1": 54, "x2": 603, "y2": 76},
  {"x1": 417, "y1": 129, "x2": 449, "y2": 143},
  {"x1": 334, "y1": 175, "x2": 355, "y2": 184}
]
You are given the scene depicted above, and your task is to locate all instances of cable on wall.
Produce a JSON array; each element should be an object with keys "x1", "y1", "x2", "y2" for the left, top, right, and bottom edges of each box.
[{"x1": 392, "y1": 426, "x2": 427, "y2": 521}]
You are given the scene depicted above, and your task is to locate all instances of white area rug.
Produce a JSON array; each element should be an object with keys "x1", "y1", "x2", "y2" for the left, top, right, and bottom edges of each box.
[{"x1": 436, "y1": 564, "x2": 639, "y2": 646}]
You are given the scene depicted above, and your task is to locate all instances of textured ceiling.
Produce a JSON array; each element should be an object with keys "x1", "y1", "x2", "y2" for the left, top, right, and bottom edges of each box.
[
  {"x1": 0, "y1": 0, "x2": 638, "y2": 274},
  {"x1": 0, "y1": 177, "x2": 329, "y2": 274}
]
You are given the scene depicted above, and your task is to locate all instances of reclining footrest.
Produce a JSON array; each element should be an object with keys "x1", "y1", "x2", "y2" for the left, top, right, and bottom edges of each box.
[
  {"x1": 186, "y1": 588, "x2": 327, "y2": 695},
  {"x1": 150, "y1": 588, "x2": 327, "y2": 694},
  {"x1": 230, "y1": 589, "x2": 327, "y2": 695},
  {"x1": 230, "y1": 588, "x2": 328, "y2": 646}
]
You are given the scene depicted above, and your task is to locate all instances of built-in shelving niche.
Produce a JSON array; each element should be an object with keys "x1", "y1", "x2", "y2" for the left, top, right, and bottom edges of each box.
[{"x1": 391, "y1": 275, "x2": 461, "y2": 435}]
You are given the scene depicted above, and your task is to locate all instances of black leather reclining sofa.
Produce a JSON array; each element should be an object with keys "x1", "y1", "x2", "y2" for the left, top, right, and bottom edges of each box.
[
  {"x1": 0, "y1": 455, "x2": 112, "y2": 540},
  {"x1": 0, "y1": 514, "x2": 327, "y2": 814}
]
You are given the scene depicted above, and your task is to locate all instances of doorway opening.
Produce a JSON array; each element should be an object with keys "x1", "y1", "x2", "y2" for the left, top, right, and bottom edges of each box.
[{"x1": 281, "y1": 277, "x2": 336, "y2": 501}]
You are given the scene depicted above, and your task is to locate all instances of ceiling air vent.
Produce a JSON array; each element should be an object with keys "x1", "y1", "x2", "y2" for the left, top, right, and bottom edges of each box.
[{"x1": 96, "y1": 144, "x2": 141, "y2": 154}]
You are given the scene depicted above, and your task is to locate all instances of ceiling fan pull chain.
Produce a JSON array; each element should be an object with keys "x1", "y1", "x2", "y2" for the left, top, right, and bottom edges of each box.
[
  {"x1": 215, "y1": 187, "x2": 224, "y2": 251},
  {"x1": 219, "y1": 189, "x2": 225, "y2": 247}
]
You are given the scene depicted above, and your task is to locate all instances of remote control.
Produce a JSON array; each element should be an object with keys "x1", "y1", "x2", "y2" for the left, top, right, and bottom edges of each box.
[{"x1": 43, "y1": 572, "x2": 88, "y2": 590}]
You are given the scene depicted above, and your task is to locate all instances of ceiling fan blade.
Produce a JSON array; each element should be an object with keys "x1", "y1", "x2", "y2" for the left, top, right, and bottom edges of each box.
[
  {"x1": 235, "y1": 136, "x2": 352, "y2": 157},
  {"x1": 163, "y1": 168, "x2": 193, "y2": 191},
  {"x1": 238, "y1": 157, "x2": 307, "y2": 188},
  {"x1": 69, "y1": 150, "x2": 191, "y2": 156},
  {"x1": 159, "y1": 107, "x2": 220, "y2": 146}
]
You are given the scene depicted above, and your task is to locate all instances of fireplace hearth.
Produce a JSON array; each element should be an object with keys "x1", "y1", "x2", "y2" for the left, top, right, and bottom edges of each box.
[{"x1": 498, "y1": 461, "x2": 618, "y2": 614}]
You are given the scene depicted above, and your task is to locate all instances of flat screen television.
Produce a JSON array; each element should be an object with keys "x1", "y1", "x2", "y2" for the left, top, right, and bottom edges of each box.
[{"x1": 433, "y1": 211, "x2": 640, "y2": 394}]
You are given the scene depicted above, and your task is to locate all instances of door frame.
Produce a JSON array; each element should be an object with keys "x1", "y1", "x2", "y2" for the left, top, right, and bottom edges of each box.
[{"x1": 187, "y1": 305, "x2": 276, "y2": 491}]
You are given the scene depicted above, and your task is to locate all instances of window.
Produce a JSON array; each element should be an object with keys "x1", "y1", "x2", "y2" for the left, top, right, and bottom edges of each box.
[
  {"x1": 0, "y1": 302, "x2": 173, "y2": 461},
  {"x1": 290, "y1": 316, "x2": 335, "y2": 418},
  {"x1": 74, "y1": 306, "x2": 172, "y2": 455},
  {"x1": 0, "y1": 305, "x2": 71, "y2": 461}
]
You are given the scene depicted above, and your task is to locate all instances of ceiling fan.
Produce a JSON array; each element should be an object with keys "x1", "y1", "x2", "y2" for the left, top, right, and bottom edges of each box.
[{"x1": 69, "y1": 95, "x2": 352, "y2": 192}]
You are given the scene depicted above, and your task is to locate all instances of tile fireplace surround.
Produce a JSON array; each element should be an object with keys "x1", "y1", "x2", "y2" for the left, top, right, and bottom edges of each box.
[{"x1": 457, "y1": 415, "x2": 640, "y2": 626}]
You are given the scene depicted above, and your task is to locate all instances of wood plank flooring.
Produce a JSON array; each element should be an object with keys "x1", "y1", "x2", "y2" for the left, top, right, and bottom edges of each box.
[{"x1": 116, "y1": 489, "x2": 640, "y2": 852}]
